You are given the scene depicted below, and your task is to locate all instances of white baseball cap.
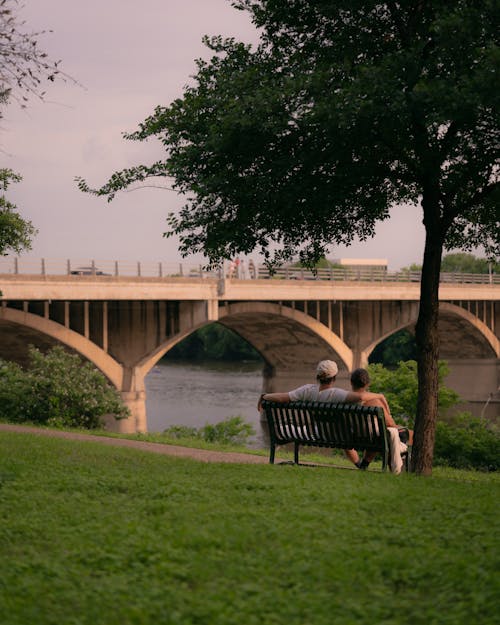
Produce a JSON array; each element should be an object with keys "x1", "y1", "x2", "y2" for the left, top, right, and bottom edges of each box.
[{"x1": 316, "y1": 360, "x2": 338, "y2": 379}]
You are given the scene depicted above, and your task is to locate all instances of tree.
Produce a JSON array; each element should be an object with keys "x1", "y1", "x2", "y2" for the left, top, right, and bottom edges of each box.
[
  {"x1": 402, "y1": 252, "x2": 500, "y2": 274},
  {"x1": 78, "y1": 1, "x2": 499, "y2": 474},
  {"x1": 166, "y1": 323, "x2": 261, "y2": 361},
  {"x1": 0, "y1": 168, "x2": 37, "y2": 255},
  {"x1": 441, "y1": 252, "x2": 500, "y2": 274},
  {"x1": 0, "y1": 0, "x2": 68, "y2": 107},
  {"x1": 369, "y1": 329, "x2": 417, "y2": 367},
  {"x1": 0, "y1": 0, "x2": 75, "y2": 258}
]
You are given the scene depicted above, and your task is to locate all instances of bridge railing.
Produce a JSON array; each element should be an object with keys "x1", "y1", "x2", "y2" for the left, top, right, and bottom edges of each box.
[
  {"x1": 0, "y1": 258, "x2": 221, "y2": 279},
  {"x1": 0, "y1": 257, "x2": 498, "y2": 284}
]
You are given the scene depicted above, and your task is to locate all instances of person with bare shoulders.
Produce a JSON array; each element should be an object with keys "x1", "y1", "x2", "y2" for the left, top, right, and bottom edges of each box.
[{"x1": 345, "y1": 368, "x2": 412, "y2": 471}]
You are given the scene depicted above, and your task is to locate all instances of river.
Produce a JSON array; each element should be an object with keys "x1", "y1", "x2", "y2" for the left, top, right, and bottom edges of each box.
[{"x1": 144, "y1": 359, "x2": 266, "y2": 445}]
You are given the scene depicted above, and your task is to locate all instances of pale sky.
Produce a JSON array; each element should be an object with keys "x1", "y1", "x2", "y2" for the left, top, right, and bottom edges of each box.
[{"x1": 3, "y1": 0, "x2": 428, "y2": 271}]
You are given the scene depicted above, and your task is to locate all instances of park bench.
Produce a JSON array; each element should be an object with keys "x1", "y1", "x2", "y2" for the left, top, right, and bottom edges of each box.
[{"x1": 261, "y1": 400, "x2": 411, "y2": 471}]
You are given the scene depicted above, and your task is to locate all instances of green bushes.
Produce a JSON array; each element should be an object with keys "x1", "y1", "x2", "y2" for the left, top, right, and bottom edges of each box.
[
  {"x1": 0, "y1": 346, "x2": 129, "y2": 428},
  {"x1": 367, "y1": 360, "x2": 459, "y2": 426},
  {"x1": 367, "y1": 360, "x2": 499, "y2": 471},
  {"x1": 434, "y1": 413, "x2": 499, "y2": 471},
  {"x1": 163, "y1": 415, "x2": 255, "y2": 445}
]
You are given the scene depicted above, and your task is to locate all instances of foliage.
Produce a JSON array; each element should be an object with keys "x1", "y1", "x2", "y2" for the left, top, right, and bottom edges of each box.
[
  {"x1": 441, "y1": 252, "x2": 500, "y2": 274},
  {"x1": 167, "y1": 322, "x2": 261, "y2": 361},
  {"x1": 160, "y1": 424, "x2": 200, "y2": 440},
  {"x1": 0, "y1": 0, "x2": 71, "y2": 107},
  {"x1": 434, "y1": 413, "x2": 500, "y2": 471},
  {"x1": 199, "y1": 415, "x2": 255, "y2": 445},
  {"x1": 290, "y1": 256, "x2": 341, "y2": 270},
  {"x1": 79, "y1": 2, "x2": 499, "y2": 265},
  {"x1": 163, "y1": 415, "x2": 255, "y2": 446},
  {"x1": 0, "y1": 345, "x2": 129, "y2": 428},
  {"x1": 0, "y1": 432, "x2": 498, "y2": 625},
  {"x1": 403, "y1": 253, "x2": 500, "y2": 275},
  {"x1": 369, "y1": 329, "x2": 417, "y2": 367},
  {"x1": 400, "y1": 262, "x2": 423, "y2": 272},
  {"x1": 0, "y1": 168, "x2": 37, "y2": 255},
  {"x1": 78, "y1": 1, "x2": 499, "y2": 473},
  {"x1": 367, "y1": 360, "x2": 460, "y2": 426}
]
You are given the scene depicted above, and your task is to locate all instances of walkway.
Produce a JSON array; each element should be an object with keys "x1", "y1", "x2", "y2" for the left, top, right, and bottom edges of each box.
[{"x1": 0, "y1": 423, "x2": 269, "y2": 464}]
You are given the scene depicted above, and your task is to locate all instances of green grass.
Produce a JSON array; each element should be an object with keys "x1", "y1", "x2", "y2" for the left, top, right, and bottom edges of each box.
[{"x1": 0, "y1": 432, "x2": 498, "y2": 625}]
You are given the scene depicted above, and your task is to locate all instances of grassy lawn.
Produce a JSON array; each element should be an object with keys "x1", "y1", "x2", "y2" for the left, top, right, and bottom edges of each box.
[{"x1": 0, "y1": 431, "x2": 498, "y2": 625}]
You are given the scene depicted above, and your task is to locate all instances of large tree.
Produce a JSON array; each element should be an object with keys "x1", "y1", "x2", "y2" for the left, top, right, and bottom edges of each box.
[
  {"x1": 0, "y1": 0, "x2": 74, "y2": 257},
  {"x1": 78, "y1": 0, "x2": 499, "y2": 474}
]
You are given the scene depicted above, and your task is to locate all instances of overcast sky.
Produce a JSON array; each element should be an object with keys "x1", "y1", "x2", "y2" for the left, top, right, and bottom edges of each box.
[{"x1": 3, "y1": 0, "x2": 429, "y2": 271}]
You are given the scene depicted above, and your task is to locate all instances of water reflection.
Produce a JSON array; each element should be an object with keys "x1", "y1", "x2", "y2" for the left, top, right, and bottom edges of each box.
[{"x1": 145, "y1": 359, "x2": 265, "y2": 445}]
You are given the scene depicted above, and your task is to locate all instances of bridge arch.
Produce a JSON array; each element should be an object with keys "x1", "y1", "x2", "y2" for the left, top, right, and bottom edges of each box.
[
  {"x1": 135, "y1": 302, "x2": 353, "y2": 393},
  {"x1": 438, "y1": 303, "x2": 499, "y2": 359},
  {"x1": 0, "y1": 307, "x2": 124, "y2": 389},
  {"x1": 362, "y1": 302, "x2": 499, "y2": 364}
]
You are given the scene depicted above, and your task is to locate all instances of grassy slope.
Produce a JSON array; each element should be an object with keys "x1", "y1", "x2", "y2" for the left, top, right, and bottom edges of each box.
[{"x1": 0, "y1": 432, "x2": 498, "y2": 625}]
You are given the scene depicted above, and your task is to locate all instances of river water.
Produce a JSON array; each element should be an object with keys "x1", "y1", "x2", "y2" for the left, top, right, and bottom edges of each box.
[{"x1": 144, "y1": 359, "x2": 266, "y2": 445}]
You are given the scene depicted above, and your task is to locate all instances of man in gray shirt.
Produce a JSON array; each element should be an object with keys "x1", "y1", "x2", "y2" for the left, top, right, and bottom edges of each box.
[{"x1": 258, "y1": 360, "x2": 390, "y2": 413}]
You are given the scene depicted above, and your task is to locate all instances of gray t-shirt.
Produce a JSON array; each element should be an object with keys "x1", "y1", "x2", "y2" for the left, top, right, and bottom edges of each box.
[{"x1": 288, "y1": 384, "x2": 350, "y2": 403}]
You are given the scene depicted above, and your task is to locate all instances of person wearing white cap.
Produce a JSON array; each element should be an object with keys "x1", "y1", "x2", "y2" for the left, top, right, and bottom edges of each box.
[{"x1": 257, "y1": 359, "x2": 390, "y2": 410}]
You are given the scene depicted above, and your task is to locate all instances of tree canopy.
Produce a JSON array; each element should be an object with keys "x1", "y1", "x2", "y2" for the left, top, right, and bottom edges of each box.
[
  {"x1": 0, "y1": 0, "x2": 68, "y2": 107},
  {"x1": 79, "y1": 0, "x2": 499, "y2": 266},
  {"x1": 441, "y1": 252, "x2": 500, "y2": 274},
  {"x1": 403, "y1": 252, "x2": 500, "y2": 274},
  {"x1": 0, "y1": 168, "x2": 36, "y2": 255},
  {"x1": 0, "y1": 1, "x2": 74, "y2": 258},
  {"x1": 78, "y1": 0, "x2": 499, "y2": 473}
]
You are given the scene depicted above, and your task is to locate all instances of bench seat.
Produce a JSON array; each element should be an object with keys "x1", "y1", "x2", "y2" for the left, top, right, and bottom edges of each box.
[{"x1": 261, "y1": 400, "x2": 410, "y2": 471}]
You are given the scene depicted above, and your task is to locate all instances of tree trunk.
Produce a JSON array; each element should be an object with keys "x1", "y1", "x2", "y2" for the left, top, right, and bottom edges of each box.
[{"x1": 411, "y1": 220, "x2": 443, "y2": 475}]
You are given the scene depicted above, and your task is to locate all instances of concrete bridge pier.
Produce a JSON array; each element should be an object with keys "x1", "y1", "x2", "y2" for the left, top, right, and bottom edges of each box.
[
  {"x1": 117, "y1": 390, "x2": 147, "y2": 433},
  {"x1": 102, "y1": 366, "x2": 148, "y2": 434},
  {"x1": 444, "y1": 357, "x2": 500, "y2": 419}
]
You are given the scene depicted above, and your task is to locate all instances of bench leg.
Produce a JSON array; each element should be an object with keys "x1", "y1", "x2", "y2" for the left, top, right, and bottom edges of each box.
[
  {"x1": 381, "y1": 450, "x2": 389, "y2": 472},
  {"x1": 294, "y1": 442, "x2": 299, "y2": 464},
  {"x1": 269, "y1": 444, "x2": 276, "y2": 464},
  {"x1": 404, "y1": 447, "x2": 412, "y2": 472}
]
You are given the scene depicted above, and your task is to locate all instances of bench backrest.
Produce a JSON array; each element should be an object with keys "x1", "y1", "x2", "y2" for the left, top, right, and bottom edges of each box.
[{"x1": 262, "y1": 400, "x2": 389, "y2": 452}]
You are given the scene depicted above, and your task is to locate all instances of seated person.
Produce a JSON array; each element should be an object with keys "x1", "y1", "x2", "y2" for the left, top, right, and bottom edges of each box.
[
  {"x1": 258, "y1": 359, "x2": 391, "y2": 411},
  {"x1": 345, "y1": 368, "x2": 413, "y2": 471}
]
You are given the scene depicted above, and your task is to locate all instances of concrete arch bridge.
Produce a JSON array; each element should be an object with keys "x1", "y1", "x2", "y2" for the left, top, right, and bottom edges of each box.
[{"x1": 1, "y1": 273, "x2": 498, "y2": 431}]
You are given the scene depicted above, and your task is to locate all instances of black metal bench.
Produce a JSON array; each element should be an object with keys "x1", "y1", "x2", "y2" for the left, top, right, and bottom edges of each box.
[{"x1": 261, "y1": 399, "x2": 410, "y2": 471}]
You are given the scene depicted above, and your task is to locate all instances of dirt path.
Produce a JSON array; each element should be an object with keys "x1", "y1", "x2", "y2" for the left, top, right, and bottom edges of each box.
[{"x1": 0, "y1": 423, "x2": 270, "y2": 464}]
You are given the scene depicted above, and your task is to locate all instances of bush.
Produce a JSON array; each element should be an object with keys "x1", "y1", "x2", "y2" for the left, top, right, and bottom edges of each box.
[
  {"x1": 162, "y1": 424, "x2": 200, "y2": 440},
  {"x1": 434, "y1": 413, "x2": 499, "y2": 471},
  {"x1": 164, "y1": 416, "x2": 255, "y2": 446},
  {"x1": 0, "y1": 346, "x2": 129, "y2": 429},
  {"x1": 367, "y1": 360, "x2": 460, "y2": 426},
  {"x1": 199, "y1": 416, "x2": 255, "y2": 445}
]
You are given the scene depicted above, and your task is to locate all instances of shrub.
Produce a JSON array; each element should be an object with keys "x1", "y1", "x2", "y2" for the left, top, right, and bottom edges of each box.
[
  {"x1": 163, "y1": 416, "x2": 255, "y2": 446},
  {"x1": 199, "y1": 416, "x2": 255, "y2": 445},
  {"x1": 162, "y1": 424, "x2": 200, "y2": 439},
  {"x1": 0, "y1": 346, "x2": 129, "y2": 429},
  {"x1": 434, "y1": 413, "x2": 499, "y2": 471},
  {"x1": 367, "y1": 360, "x2": 460, "y2": 426}
]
